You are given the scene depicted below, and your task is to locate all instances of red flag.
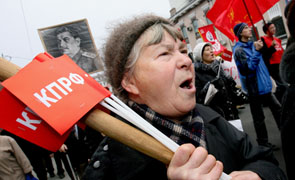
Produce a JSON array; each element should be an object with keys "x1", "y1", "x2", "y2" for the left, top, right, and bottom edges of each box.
[
  {"x1": 0, "y1": 88, "x2": 71, "y2": 152},
  {"x1": 207, "y1": 0, "x2": 279, "y2": 41},
  {"x1": 2, "y1": 53, "x2": 111, "y2": 135},
  {"x1": 198, "y1": 24, "x2": 225, "y2": 55}
]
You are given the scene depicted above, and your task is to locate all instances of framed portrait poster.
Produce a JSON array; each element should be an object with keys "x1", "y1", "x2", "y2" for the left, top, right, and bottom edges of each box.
[{"x1": 38, "y1": 19, "x2": 107, "y2": 85}]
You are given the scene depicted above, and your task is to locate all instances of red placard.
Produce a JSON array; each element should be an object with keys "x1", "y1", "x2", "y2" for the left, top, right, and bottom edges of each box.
[
  {"x1": 0, "y1": 88, "x2": 71, "y2": 152},
  {"x1": 198, "y1": 24, "x2": 225, "y2": 55},
  {"x1": 2, "y1": 53, "x2": 111, "y2": 135},
  {"x1": 221, "y1": 48, "x2": 233, "y2": 62}
]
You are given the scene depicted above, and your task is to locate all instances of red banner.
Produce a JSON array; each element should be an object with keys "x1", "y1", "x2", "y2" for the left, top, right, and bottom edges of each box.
[
  {"x1": 198, "y1": 24, "x2": 225, "y2": 55},
  {"x1": 2, "y1": 53, "x2": 111, "y2": 135},
  {"x1": 0, "y1": 88, "x2": 71, "y2": 152},
  {"x1": 207, "y1": 0, "x2": 279, "y2": 41}
]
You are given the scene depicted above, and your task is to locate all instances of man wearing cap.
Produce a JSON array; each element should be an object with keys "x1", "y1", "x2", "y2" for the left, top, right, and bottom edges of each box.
[{"x1": 233, "y1": 23, "x2": 281, "y2": 150}]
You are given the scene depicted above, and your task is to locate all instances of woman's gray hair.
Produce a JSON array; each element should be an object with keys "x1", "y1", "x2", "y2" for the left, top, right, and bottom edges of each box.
[
  {"x1": 103, "y1": 14, "x2": 183, "y2": 101},
  {"x1": 124, "y1": 23, "x2": 183, "y2": 84}
]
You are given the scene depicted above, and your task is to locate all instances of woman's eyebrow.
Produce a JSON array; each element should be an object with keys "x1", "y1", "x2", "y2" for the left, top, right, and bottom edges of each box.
[{"x1": 157, "y1": 43, "x2": 174, "y2": 50}]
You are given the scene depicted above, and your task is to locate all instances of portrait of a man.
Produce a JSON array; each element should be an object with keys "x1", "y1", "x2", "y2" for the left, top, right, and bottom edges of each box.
[{"x1": 38, "y1": 19, "x2": 104, "y2": 74}]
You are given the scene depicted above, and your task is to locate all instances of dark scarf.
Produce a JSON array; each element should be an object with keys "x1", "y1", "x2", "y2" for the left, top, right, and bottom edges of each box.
[{"x1": 128, "y1": 101, "x2": 206, "y2": 148}]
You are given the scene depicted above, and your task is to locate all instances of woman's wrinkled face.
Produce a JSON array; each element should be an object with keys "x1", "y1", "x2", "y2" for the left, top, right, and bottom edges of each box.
[
  {"x1": 122, "y1": 31, "x2": 196, "y2": 119},
  {"x1": 202, "y1": 45, "x2": 215, "y2": 64}
]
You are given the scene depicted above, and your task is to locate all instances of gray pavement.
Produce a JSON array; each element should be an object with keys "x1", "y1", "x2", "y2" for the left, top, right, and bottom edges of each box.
[
  {"x1": 43, "y1": 103, "x2": 286, "y2": 179},
  {"x1": 45, "y1": 156, "x2": 74, "y2": 180},
  {"x1": 238, "y1": 103, "x2": 286, "y2": 175}
]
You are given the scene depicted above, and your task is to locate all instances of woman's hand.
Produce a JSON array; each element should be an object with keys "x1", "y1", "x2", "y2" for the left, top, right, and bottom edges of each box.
[
  {"x1": 167, "y1": 144, "x2": 223, "y2": 180},
  {"x1": 229, "y1": 171, "x2": 261, "y2": 180}
]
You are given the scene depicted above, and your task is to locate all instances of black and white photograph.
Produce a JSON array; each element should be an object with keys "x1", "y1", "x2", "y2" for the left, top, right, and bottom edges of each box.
[{"x1": 38, "y1": 19, "x2": 104, "y2": 74}]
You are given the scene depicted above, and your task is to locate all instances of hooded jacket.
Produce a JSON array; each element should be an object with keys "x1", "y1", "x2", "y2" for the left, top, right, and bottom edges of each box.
[{"x1": 233, "y1": 41, "x2": 272, "y2": 96}]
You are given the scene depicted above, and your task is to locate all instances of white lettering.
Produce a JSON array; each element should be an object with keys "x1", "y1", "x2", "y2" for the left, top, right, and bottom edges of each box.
[
  {"x1": 212, "y1": 40, "x2": 221, "y2": 52},
  {"x1": 57, "y1": 77, "x2": 72, "y2": 92},
  {"x1": 34, "y1": 88, "x2": 58, "y2": 107},
  {"x1": 25, "y1": 107, "x2": 40, "y2": 117},
  {"x1": 16, "y1": 111, "x2": 42, "y2": 130},
  {"x1": 33, "y1": 73, "x2": 85, "y2": 108},
  {"x1": 69, "y1": 73, "x2": 84, "y2": 85},
  {"x1": 46, "y1": 82, "x2": 68, "y2": 100}
]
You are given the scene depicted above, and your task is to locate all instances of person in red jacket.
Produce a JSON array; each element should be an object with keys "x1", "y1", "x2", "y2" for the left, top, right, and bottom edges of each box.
[{"x1": 260, "y1": 22, "x2": 287, "y2": 102}]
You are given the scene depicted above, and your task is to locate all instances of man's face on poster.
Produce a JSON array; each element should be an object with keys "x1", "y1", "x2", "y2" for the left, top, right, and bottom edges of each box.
[{"x1": 57, "y1": 31, "x2": 81, "y2": 58}]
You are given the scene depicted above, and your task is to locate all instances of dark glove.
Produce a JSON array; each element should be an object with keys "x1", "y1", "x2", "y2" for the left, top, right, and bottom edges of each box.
[{"x1": 210, "y1": 77, "x2": 223, "y2": 89}]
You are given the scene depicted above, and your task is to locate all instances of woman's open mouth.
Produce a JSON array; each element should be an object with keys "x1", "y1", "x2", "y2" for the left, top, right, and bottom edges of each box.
[{"x1": 180, "y1": 78, "x2": 194, "y2": 89}]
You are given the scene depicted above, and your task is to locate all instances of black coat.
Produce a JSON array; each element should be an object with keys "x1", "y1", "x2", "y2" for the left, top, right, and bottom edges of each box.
[
  {"x1": 82, "y1": 104, "x2": 286, "y2": 180},
  {"x1": 194, "y1": 61, "x2": 240, "y2": 120},
  {"x1": 280, "y1": 42, "x2": 295, "y2": 180}
]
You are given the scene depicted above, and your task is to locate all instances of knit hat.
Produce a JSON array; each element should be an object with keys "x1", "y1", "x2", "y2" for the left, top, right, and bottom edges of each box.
[
  {"x1": 192, "y1": 42, "x2": 212, "y2": 61},
  {"x1": 234, "y1": 23, "x2": 247, "y2": 40},
  {"x1": 103, "y1": 14, "x2": 172, "y2": 100}
]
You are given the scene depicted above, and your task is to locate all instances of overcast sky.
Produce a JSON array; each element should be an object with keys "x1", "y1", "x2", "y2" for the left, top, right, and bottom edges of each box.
[{"x1": 0, "y1": 0, "x2": 171, "y2": 67}]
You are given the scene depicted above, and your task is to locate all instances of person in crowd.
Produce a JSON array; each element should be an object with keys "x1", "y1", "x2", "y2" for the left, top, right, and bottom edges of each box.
[
  {"x1": 54, "y1": 125, "x2": 103, "y2": 179},
  {"x1": 54, "y1": 144, "x2": 75, "y2": 180},
  {"x1": 82, "y1": 14, "x2": 286, "y2": 180},
  {"x1": 56, "y1": 125, "x2": 90, "y2": 179},
  {"x1": 233, "y1": 22, "x2": 282, "y2": 150},
  {"x1": 1, "y1": 130, "x2": 53, "y2": 180},
  {"x1": 44, "y1": 153, "x2": 55, "y2": 178},
  {"x1": 280, "y1": 1, "x2": 295, "y2": 179},
  {"x1": 193, "y1": 42, "x2": 245, "y2": 121},
  {"x1": 260, "y1": 22, "x2": 287, "y2": 102},
  {"x1": 0, "y1": 135, "x2": 35, "y2": 180},
  {"x1": 55, "y1": 26, "x2": 104, "y2": 73}
]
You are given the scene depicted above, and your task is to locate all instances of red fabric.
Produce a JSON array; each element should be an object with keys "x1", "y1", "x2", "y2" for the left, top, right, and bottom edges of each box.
[
  {"x1": 207, "y1": 0, "x2": 279, "y2": 42},
  {"x1": 2, "y1": 53, "x2": 111, "y2": 135},
  {"x1": 198, "y1": 24, "x2": 225, "y2": 55},
  {"x1": 0, "y1": 88, "x2": 71, "y2": 152},
  {"x1": 262, "y1": 36, "x2": 284, "y2": 64}
]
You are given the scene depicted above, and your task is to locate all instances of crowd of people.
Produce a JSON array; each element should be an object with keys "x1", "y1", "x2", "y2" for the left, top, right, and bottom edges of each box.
[
  {"x1": 0, "y1": 126, "x2": 103, "y2": 180},
  {"x1": 0, "y1": 1, "x2": 294, "y2": 180}
]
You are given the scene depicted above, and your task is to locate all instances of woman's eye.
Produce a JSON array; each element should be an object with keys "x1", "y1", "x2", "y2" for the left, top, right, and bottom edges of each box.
[
  {"x1": 181, "y1": 49, "x2": 188, "y2": 54},
  {"x1": 159, "y1": 52, "x2": 169, "y2": 56}
]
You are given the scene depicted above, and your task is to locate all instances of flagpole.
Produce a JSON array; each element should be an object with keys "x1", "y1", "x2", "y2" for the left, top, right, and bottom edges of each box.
[{"x1": 241, "y1": 0, "x2": 259, "y2": 40}]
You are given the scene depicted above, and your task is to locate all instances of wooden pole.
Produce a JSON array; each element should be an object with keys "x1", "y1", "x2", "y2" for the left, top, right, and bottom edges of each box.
[
  {"x1": 241, "y1": 0, "x2": 259, "y2": 40},
  {"x1": 0, "y1": 57, "x2": 174, "y2": 165}
]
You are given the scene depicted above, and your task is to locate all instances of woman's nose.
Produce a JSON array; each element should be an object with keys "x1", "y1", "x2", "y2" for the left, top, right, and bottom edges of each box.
[{"x1": 176, "y1": 52, "x2": 192, "y2": 69}]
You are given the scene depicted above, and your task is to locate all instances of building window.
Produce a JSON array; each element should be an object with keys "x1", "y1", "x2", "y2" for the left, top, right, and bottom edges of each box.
[
  {"x1": 180, "y1": 25, "x2": 190, "y2": 43},
  {"x1": 272, "y1": 16, "x2": 287, "y2": 39},
  {"x1": 202, "y1": 4, "x2": 212, "y2": 25},
  {"x1": 267, "y1": 3, "x2": 287, "y2": 40},
  {"x1": 268, "y1": 3, "x2": 281, "y2": 19},
  {"x1": 191, "y1": 18, "x2": 200, "y2": 38}
]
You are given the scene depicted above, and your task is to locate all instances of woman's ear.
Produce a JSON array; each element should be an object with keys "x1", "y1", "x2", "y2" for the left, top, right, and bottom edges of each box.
[{"x1": 121, "y1": 73, "x2": 139, "y2": 95}]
